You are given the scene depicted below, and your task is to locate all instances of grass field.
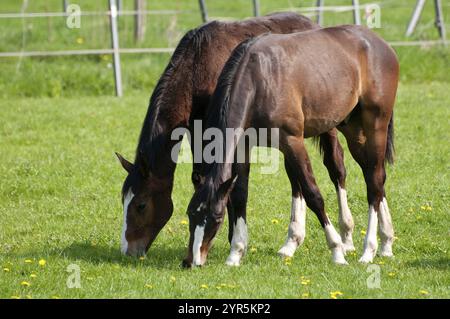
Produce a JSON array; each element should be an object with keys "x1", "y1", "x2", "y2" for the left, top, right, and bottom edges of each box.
[{"x1": 0, "y1": 0, "x2": 449, "y2": 299}]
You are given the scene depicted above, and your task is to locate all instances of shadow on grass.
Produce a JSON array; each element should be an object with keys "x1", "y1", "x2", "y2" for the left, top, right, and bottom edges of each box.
[
  {"x1": 56, "y1": 242, "x2": 188, "y2": 270},
  {"x1": 405, "y1": 257, "x2": 449, "y2": 271}
]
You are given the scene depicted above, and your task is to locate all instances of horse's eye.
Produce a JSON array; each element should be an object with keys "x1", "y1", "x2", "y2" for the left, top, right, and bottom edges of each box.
[{"x1": 137, "y1": 203, "x2": 146, "y2": 211}]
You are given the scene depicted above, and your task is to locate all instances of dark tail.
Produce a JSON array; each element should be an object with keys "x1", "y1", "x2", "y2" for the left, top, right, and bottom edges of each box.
[{"x1": 385, "y1": 112, "x2": 395, "y2": 165}]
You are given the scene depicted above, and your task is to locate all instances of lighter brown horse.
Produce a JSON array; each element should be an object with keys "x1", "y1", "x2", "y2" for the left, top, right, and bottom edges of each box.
[
  {"x1": 116, "y1": 13, "x2": 354, "y2": 260},
  {"x1": 185, "y1": 25, "x2": 399, "y2": 267}
]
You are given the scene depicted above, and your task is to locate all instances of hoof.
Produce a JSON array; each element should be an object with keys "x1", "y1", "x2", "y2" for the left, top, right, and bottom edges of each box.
[
  {"x1": 342, "y1": 243, "x2": 356, "y2": 254},
  {"x1": 358, "y1": 253, "x2": 375, "y2": 264},
  {"x1": 332, "y1": 247, "x2": 349, "y2": 265},
  {"x1": 225, "y1": 256, "x2": 241, "y2": 267},
  {"x1": 277, "y1": 242, "x2": 297, "y2": 258}
]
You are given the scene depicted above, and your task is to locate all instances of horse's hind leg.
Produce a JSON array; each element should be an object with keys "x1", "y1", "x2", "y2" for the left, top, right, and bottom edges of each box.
[
  {"x1": 319, "y1": 129, "x2": 355, "y2": 253},
  {"x1": 339, "y1": 107, "x2": 394, "y2": 263},
  {"x1": 281, "y1": 135, "x2": 348, "y2": 265}
]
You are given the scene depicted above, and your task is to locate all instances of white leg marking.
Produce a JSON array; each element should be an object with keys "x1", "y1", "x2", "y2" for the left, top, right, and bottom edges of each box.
[
  {"x1": 225, "y1": 217, "x2": 248, "y2": 266},
  {"x1": 278, "y1": 196, "x2": 306, "y2": 258},
  {"x1": 378, "y1": 197, "x2": 394, "y2": 257},
  {"x1": 324, "y1": 223, "x2": 348, "y2": 265},
  {"x1": 121, "y1": 189, "x2": 134, "y2": 255},
  {"x1": 359, "y1": 205, "x2": 379, "y2": 263},
  {"x1": 337, "y1": 186, "x2": 355, "y2": 253},
  {"x1": 192, "y1": 225, "x2": 205, "y2": 266}
]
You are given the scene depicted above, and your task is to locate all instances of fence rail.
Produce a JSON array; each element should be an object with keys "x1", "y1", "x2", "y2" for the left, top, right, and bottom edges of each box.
[{"x1": 0, "y1": 0, "x2": 447, "y2": 97}]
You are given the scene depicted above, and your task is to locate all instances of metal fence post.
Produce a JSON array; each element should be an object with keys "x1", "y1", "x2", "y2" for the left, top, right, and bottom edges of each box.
[
  {"x1": 109, "y1": 0, "x2": 123, "y2": 97},
  {"x1": 316, "y1": 0, "x2": 324, "y2": 26},
  {"x1": 253, "y1": 0, "x2": 260, "y2": 17},
  {"x1": 63, "y1": 0, "x2": 69, "y2": 12},
  {"x1": 199, "y1": 0, "x2": 208, "y2": 23},
  {"x1": 434, "y1": 0, "x2": 446, "y2": 43},
  {"x1": 352, "y1": 0, "x2": 361, "y2": 25},
  {"x1": 406, "y1": 0, "x2": 426, "y2": 37}
]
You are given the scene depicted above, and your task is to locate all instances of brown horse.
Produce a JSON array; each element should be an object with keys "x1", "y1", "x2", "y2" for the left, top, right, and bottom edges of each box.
[
  {"x1": 116, "y1": 13, "x2": 353, "y2": 259},
  {"x1": 185, "y1": 25, "x2": 399, "y2": 267}
]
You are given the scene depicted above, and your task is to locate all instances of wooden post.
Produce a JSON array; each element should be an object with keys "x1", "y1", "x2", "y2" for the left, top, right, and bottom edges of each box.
[
  {"x1": 316, "y1": 0, "x2": 324, "y2": 26},
  {"x1": 109, "y1": 0, "x2": 123, "y2": 97},
  {"x1": 434, "y1": 0, "x2": 446, "y2": 42},
  {"x1": 352, "y1": 0, "x2": 361, "y2": 25},
  {"x1": 406, "y1": 0, "x2": 426, "y2": 37},
  {"x1": 199, "y1": 0, "x2": 208, "y2": 23},
  {"x1": 253, "y1": 0, "x2": 260, "y2": 17},
  {"x1": 134, "y1": 0, "x2": 146, "y2": 42}
]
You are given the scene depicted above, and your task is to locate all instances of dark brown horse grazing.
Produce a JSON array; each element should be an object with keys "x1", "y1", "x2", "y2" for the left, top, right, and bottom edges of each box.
[
  {"x1": 185, "y1": 25, "x2": 399, "y2": 267},
  {"x1": 116, "y1": 13, "x2": 353, "y2": 259}
]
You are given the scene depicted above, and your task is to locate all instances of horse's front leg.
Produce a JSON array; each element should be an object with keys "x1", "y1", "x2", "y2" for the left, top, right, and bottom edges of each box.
[
  {"x1": 225, "y1": 162, "x2": 251, "y2": 266},
  {"x1": 277, "y1": 158, "x2": 307, "y2": 258}
]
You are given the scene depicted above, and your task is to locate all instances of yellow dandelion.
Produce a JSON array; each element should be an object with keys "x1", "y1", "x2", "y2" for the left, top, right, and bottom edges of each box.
[
  {"x1": 180, "y1": 219, "x2": 188, "y2": 225},
  {"x1": 426, "y1": 206, "x2": 432, "y2": 211},
  {"x1": 51, "y1": 296, "x2": 60, "y2": 299},
  {"x1": 250, "y1": 247, "x2": 257, "y2": 253},
  {"x1": 30, "y1": 274, "x2": 37, "y2": 278},
  {"x1": 3, "y1": 267, "x2": 10, "y2": 272},
  {"x1": 360, "y1": 230, "x2": 366, "y2": 236},
  {"x1": 301, "y1": 292, "x2": 309, "y2": 298},
  {"x1": 330, "y1": 291, "x2": 343, "y2": 299},
  {"x1": 76, "y1": 37, "x2": 84, "y2": 44},
  {"x1": 200, "y1": 284, "x2": 208, "y2": 289},
  {"x1": 284, "y1": 257, "x2": 292, "y2": 266},
  {"x1": 271, "y1": 219, "x2": 279, "y2": 225},
  {"x1": 388, "y1": 272, "x2": 396, "y2": 277},
  {"x1": 420, "y1": 205, "x2": 426, "y2": 210},
  {"x1": 144, "y1": 284, "x2": 153, "y2": 289},
  {"x1": 220, "y1": 283, "x2": 228, "y2": 287},
  {"x1": 38, "y1": 259, "x2": 46, "y2": 267},
  {"x1": 170, "y1": 276, "x2": 176, "y2": 283},
  {"x1": 20, "y1": 281, "x2": 31, "y2": 287},
  {"x1": 419, "y1": 290, "x2": 429, "y2": 295},
  {"x1": 376, "y1": 261, "x2": 385, "y2": 265},
  {"x1": 26, "y1": 295, "x2": 32, "y2": 299},
  {"x1": 11, "y1": 296, "x2": 20, "y2": 299},
  {"x1": 139, "y1": 256, "x2": 146, "y2": 261},
  {"x1": 301, "y1": 279, "x2": 311, "y2": 285},
  {"x1": 24, "y1": 259, "x2": 33, "y2": 264}
]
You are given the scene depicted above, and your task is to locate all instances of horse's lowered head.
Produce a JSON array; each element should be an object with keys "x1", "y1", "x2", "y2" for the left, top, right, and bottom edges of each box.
[
  {"x1": 183, "y1": 174, "x2": 237, "y2": 267},
  {"x1": 116, "y1": 152, "x2": 173, "y2": 257}
]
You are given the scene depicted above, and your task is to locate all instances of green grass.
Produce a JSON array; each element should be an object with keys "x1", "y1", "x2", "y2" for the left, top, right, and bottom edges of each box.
[
  {"x1": 0, "y1": 0, "x2": 449, "y2": 299},
  {"x1": 0, "y1": 82, "x2": 449, "y2": 298}
]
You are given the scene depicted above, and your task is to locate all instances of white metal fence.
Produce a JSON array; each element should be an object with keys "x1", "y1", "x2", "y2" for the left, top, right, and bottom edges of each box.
[{"x1": 0, "y1": 0, "x2": 447, "y2": 97}]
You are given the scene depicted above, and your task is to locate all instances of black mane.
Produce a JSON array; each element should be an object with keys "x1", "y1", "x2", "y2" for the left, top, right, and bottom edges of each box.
[
  {"x1": 135, "y1": 22, "x2": 220, "y2": 174},
  {"x1": 203, "y1": 36, "x2": 262, "y2": 185}
]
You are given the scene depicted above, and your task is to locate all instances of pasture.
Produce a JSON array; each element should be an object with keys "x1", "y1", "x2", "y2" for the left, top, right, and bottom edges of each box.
[{"x1": 0, "y1": 0, "x2": 449, "y2": 299}]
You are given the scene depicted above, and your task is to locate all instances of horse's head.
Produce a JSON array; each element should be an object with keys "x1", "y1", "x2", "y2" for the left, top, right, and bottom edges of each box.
[
  {"x1": 183, "y1": 174, "x2": 237, "y2": 267},
  {"x1": 116, "y1": 152, "x2": 173, "y2": 257}
]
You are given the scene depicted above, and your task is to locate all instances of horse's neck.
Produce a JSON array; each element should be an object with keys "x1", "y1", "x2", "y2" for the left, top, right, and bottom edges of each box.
[{"x1": 138, "y1": 74, "x2": 194, "y2": 178}]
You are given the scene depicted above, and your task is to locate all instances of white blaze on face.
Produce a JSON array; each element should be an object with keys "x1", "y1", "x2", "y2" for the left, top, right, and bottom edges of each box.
[
  {"x1": 192, "y1": 224, "x2": 205, "y2": 266},
  {"x1": 121, "y1": 188, "x2": 134, "y2": 255}
]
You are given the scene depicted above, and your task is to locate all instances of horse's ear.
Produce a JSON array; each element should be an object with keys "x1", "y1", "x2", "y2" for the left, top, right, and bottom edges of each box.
[
  {"x1": 115, "y1": 152, "x2": 133, "y2": 173},
  {"x1": 217, "y1": 174, "x2": 238, "y2": 199}
]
